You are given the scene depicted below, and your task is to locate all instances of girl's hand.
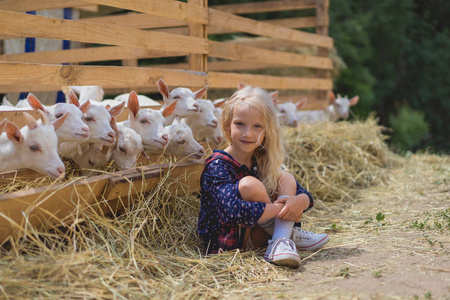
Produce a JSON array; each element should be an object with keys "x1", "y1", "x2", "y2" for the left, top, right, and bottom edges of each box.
[{"x1": 274, "y1": 194, "x2": 310, "y2": 222}]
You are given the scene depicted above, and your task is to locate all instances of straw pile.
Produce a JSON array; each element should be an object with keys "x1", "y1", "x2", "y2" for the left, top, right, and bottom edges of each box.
[
  {"x1": 283, "y1": 116, "x2": 401, "y2": 202},
  {"x1": 0, "y1": 118, "x2": 403, "y2": 298}
]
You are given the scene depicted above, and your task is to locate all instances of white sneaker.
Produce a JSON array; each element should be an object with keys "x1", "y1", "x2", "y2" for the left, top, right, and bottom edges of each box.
[
  {"x1": 263, "y1": 238, "x2": 301, "y2": 268},
  {"x1": 291, "y1": 227, "x2": 329, "y2": 251}
]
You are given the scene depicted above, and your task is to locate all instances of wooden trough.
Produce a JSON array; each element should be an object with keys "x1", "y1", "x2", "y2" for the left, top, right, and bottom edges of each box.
[{"x1": 0, "y1": 0, "x2": 332, "y2": 244}]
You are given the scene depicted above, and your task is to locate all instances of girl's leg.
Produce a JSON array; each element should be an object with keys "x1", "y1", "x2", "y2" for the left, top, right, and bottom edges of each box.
[{"x1": 238, "y1": 176, "x2": 271, "y2": 204}]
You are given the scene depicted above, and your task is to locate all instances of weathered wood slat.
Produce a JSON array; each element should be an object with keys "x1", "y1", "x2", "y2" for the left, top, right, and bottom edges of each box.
[
  {"x1": 211, "y1": 0, "x2": 316, "y2": 14},
  {"x1": 209, "y1": 41, "x2": 332, "y2": 70},
  {"x1": 208, "y1": 9, "x2": 333, "y2": 49},
  {"x1": 0, "y1": 62, "x2": 207, "y2": 92},
  {"x1": 0, "y1": 0, "x2": 92, "y2": 12},
  {"x1": 0, "y1": 10, "x2": 207, "y2": 55},
  {"x1": 0, "y1": 46, "x2": 186, "y2": 65},
  {"x1": 0, "y1": 160, "x2": 204, "y2": 244},
  {"x1": 82, "y1": 0, "x2": 332, "y2": 49},
  {"x1": 208, "y1": 72, "x2": 332, "y2": 91}
]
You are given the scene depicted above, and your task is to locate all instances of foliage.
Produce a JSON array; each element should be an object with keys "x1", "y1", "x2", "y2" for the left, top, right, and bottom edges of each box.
[
  {"x1": 328, "y1": 0, "x2": 450, "y2": 152},
  {"x1": 388, "y1": 106, "x2": 429, "y2": 151}
]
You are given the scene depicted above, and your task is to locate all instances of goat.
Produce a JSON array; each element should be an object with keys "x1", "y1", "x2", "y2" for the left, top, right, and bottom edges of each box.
[
  {"x1": 26, "y1": 92, "x2": 91, "y2": 143},
  {"x1": 68, "y1": 85, "x2": 104, "y2": 102},
  {"x1": 112, "y1": 93, "x2": 161, "y2": 107},
  {"x1": 158, "y1": 78, "x2": 207, "y2": 125},
  {"x1": 270, "y1": 90, "x2": 307, "y2": 127},
  {"x1": 58, "y1": 101, "x2": 125, "y2": 158},
  {"x1": 0, "y1": 111, "x2": 68, "y2": 179},
  {"x1": 121, "y1": 91, "x2": 176, "y2": 153},
  {"x1": 184, "y1": 98, "x2": 226, "y2": 145},
  {"x1": 164, "y1": 119, "x2": 206, "y2": 159},
  {"x1": 297, "y1": 91, "x2": 360, "y2": 123}
]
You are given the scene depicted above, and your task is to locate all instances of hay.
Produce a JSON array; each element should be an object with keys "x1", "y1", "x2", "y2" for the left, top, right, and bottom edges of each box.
[
  {"x1": 0, "y1": 118, "x2": 407, "y2": 298},
  {"x1": 283, "y1": 116, "x2": 402, "y2": 202}
]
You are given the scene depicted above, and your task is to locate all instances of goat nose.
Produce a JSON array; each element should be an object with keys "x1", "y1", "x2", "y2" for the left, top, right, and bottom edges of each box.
[
  {"x1": 199, "y1": 148, "x2": 205, "y2": 154},
  {"x1": 292, "y1": 120, "x2": 298, "y2": 127},
  {"x1": 82, "y1": 126, "x2": 89, "y2": 133},
  {"x1": 57, "y1": 166, "x2": 65, "y2": 175},
  {"x1": 162, "y1": 134, "x2": 168, "y2": 141},
  {"x1": 108, "y1": 131, "x2": 116, "y2": 138}
]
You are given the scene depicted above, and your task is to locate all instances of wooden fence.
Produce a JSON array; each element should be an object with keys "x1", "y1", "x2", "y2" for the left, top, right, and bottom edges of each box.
[{"x1": 0, "y1": 0, "x2": 333, "y2": 111}]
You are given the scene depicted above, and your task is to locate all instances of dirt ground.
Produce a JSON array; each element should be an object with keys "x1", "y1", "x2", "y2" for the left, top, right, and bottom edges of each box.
[{"x1": 226, "y1": 154, "x2": 450, "y2": 300}]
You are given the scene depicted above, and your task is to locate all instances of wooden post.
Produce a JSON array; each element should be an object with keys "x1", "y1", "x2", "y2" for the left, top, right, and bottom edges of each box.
[
  {"x1": 188, "y1": 0, "x2": 208, "y2": 97},
  {"x1": 315, "y1": 0, "x2": 330, "y2": 107}
]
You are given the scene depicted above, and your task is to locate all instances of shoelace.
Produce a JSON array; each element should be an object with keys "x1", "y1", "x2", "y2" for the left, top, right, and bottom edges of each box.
[
  {"x1": 293, "y1": 228, "x2": 313, "y2": 239},
  {"x1": 268, "y1": 238, "x2": 296, "y2": 257}
]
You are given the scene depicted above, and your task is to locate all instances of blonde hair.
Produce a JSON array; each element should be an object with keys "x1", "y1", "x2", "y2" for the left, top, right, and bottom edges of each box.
[{"x1": 221, "y1": 85, "x2": 285, "y2": 197}]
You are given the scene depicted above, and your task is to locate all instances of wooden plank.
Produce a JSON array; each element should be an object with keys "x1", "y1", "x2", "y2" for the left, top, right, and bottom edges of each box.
[
  {"x1": 82, "y1": 0, "x2": 332, "y2": 48},
  {"x1": 0, "y1": 46, "x2": 186, "y2": 65},
  {"x1": 0, "y1": 0, "x2": 91, "y2": 12},
  {"x1": 211, "y1": 0, "x2": 316, "y2": 14},
  {"x1": 278, "y1": 94, "x2": 329, "y2": 110},
  {"x1": 0, "y1": 62, "x2": 207, "y2": 93},
  {"x1": 315, "y1": 0, "x2": 331, "y2": 104},
  {"x1": 209, "y1": 41, "x2": 332, "y2": 70},
  {"x1": 0, "y1": 160, "x2": 204, "y2": 244},
  {"x1": 0, "y1": 10, "x2": 208, "y2": 55},
  {"x1": 83, "y1": 12, "x2": 188, "y2": 29},
  {"x1": 188, "y1": 0, "x2": 208, "y2": 76},
  {"x1": 208, "y1": 72, "x2": 333, "y2": 91},
  {"x1": 83, "y1": 0, "x2": 209, "y2": 24},
  {"x1": 208, "y1": 9, "x2": 333, "y2": 49}
]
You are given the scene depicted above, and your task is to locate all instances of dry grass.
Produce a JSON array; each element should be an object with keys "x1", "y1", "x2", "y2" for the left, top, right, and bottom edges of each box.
[{"x1": 1, "y1": 119, "x2": 446, "y2": 299}]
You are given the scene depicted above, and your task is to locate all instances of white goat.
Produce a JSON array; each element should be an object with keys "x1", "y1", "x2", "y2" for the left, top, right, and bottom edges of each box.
[
  {"x1": 26, "y1": 92, "x2": 91, "y2": 143},
  {"x1": 1, "y1": 96, "x2": 14, "y2": 107},
  {"x1": 121, "y1": 91, "x2": 176, "y2": 153},
  {"x1": 158, "y1": 78, "x2": 207, "y2": 125},
  {"x1": 164, "y1": 119, "x2": 206, "y2": 159},
  {"x1": 112, "y1": 93, "x2": 160, "y2": 107},
  {"x1": 69, "y1": 85, "x2": 104, "y2": 102},
  {"x1": 71, "y1": 119, "x2": 143, "y2": 175},
  {"x1": 58, "y1": 101, "x2": 125, "y2": 158},
  {"x1": 271, "y1": 90, "x2": 307, "y2": 127},
  {"x1": 0, "y1": 111, "x2": 68, "y2": 179},
  {"x1": 297, "y1": 92, "x2": 360, "y2": 123},
  {"x1": 184, "y1": 98, "x2": 226, "y2": 145}
]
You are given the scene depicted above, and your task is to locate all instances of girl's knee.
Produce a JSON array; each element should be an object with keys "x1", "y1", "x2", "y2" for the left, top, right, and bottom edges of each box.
[{"x1": 239, "y1": 176, "x2": 268, "y2": 202}]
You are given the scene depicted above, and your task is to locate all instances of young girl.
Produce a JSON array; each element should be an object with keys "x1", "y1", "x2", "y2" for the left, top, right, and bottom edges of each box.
[{"x1": 197, "y1": 85, "x2": 329, "y2": 268}]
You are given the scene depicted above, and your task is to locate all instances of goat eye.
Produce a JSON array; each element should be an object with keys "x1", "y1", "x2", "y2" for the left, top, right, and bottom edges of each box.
[
  {"x1": 119, "y1": 147, "x2": 126, "y2": 153},
  {"x1": 88, "y1": 159, "x2": 94, "y2": 166},
  {"x1": 280, "y1": 109, "x2": 285, "y2": 113},
  {"x1": 177, "y1": 139, "x2": 186, "y2": 145},
  {"x1": 140, "y1": 119, "x2": 148, "y2": 124},
  {"x1": 84, "y1": 116, "x2": 94, "y2": 122},
  {"x1": 55, "y1": 113, "x2": 64, "y2": 119},
  {"x1": 29, "y1": 145, "x2": 39, "y2": 152},
  {"x1": 173, "y1": 96, "x2": 181, "y2": 100}
]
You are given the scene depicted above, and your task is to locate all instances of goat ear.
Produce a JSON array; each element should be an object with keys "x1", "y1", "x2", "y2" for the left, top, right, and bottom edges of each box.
[
  {"x1": 6, "y1": 121, "x2": 22, "y2": 144},
  {"x1": 237, "y1": 82, "x2": 246, "y2": 90},
  {"x1": 214, "y1": 98, "x2": 227, "y2": 108},
  {"x1": 296, "y1": 97, "x2": 307, "y2": 110},
  {"x1": 23, "y1": 112, "x2": 39, "y2": 130},
  {"x1": 269, "y1": 90, "x2": 279, "y2": 102},
  {"x1": 349, "y1": 96, "x2": 359, "y2": 106},
  {"x1": 127, "y1": 91, "x2": 140, "y2": 118},
  {"x1": 79, "y1": 100, "x2": 91, "y2": 114},
  {"x1": 27, "y1": 93, "x2": 46, "y2": 113},
  {"x1": 37, "y1": 109, "x2": 50, "y2": 125},
  {"x1": 162, "y1": 99, "x2": 177, "y2": 118},
  {"x1": 158, "y1": 78, "x2": 171, "y2": 100},
  {"x1": 328, "y1": 91, "x2": 336, "y2": 103},
  {"x1": 172, "y1": 116, "x2": 181, "y2": 125},
  {"x1": 108, "y1": 101, "x2": 125, "y2": 118},
  {"x1": 194, "y1": 85, "x2": 208, "y2": 99},
  {"x1": 67, "y1": 90, "x2": 80, "y2": 106},
  {"x1": 51, "y1": 112, "x2": 69, "y2": 130}
]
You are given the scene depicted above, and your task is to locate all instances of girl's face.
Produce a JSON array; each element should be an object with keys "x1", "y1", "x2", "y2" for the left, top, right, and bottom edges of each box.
[{"x1": 229, "y1": 105, "x2": 266, "y2": 156}]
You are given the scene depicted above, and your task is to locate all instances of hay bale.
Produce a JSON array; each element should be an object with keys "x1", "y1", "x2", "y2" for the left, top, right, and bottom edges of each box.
[{"x1": 284, "y1": 117, "x2": 401, "y2": 202}]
